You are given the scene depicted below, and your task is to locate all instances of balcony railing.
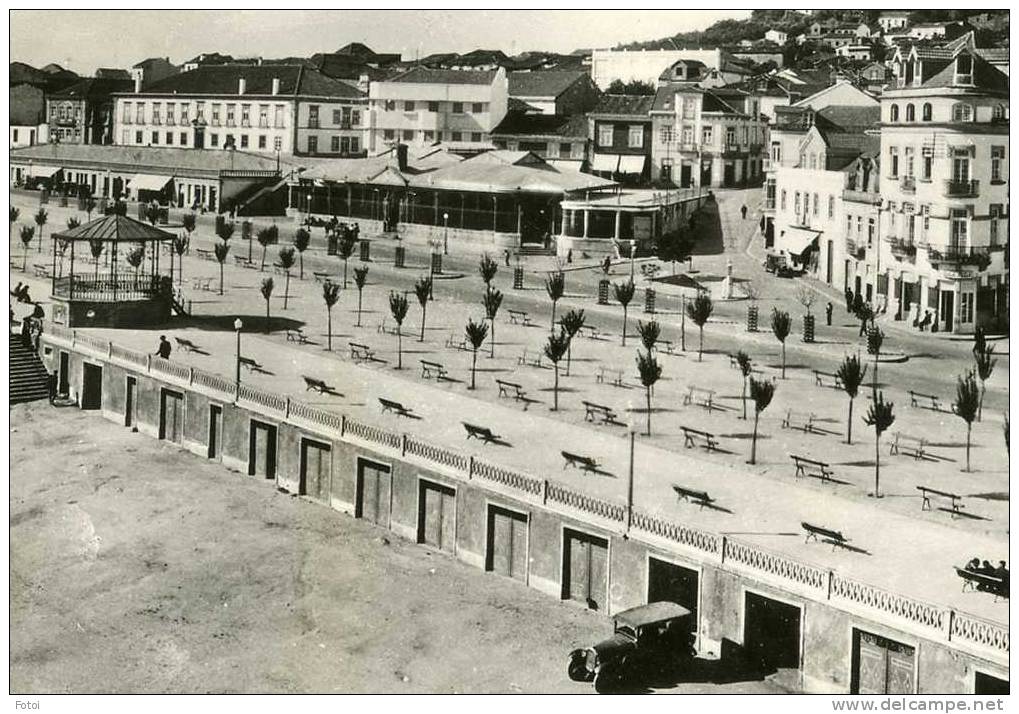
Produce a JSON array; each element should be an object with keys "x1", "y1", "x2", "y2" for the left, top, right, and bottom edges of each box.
[
  {"x1": 901, "y1": 176, "x2": 916, "y2": 193},
  {"x1": 925, "y1": 244, "x2": 991, "y2": 269},
  {"x1": 887, "y1": 236, "x2": 917, "y2": 262},
  {"x1": 842, "y1": 189, "x2": 881, "y2": 205},
  {"x1": 943, "y1": 180, "x2": 980, "y2": 198},
  {"x1": 52, "y1": 275, "x2": 164, "y2": 302}
]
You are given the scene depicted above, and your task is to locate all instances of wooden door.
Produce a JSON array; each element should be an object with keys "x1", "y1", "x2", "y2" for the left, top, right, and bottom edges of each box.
[
  {"x1": 487, "y1": 506, "x2": 528, "y2": 581},
  {"x1": 418, "y1": 481, "x2": 455, "y2": 552},
  {"x1": 744, "y1": 592, "x2": 801, "y2": 671},
  {"x1": 852, "y1": 630, "x2": 915, "y2": 694},
  {"x1": 648, "y1": 557, "x2": 698, "y2": 622},
  {"x1": 563, "y1": 530, "x2": 609, "y2": 611},
  {"x1": 248, "y1": 421, "x2": 277, "y2": 479},
  {"x1": 81, "y1": 363, "x2": 102, "y2": 410},
  {"x1": 208, "y1": 405, "x2": 223, "y2": 460},
  {"x1": 356, "y1": 459, "x2": 391, "y2": 527},
  {"x1": 159, "y1": 389, "x2": 184, "y2": 443},
  {"x1": 300, "y1": 439, "x2": 331, "y2": 502},
  {"x1": 125, "y1": 376, "x2": 136, "y2": 427}
]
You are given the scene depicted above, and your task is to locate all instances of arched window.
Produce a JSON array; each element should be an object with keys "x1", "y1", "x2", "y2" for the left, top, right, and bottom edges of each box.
[
  {"x1": 951, "y1": 103, "x2": 973, "y2": 122},
  {"x1": 890, "y1": 104, "x2": 899, "y2": 122},
  {"x1": 993, "y1": 104, "x2": 1006, "y2": 121},
  {"x1": 905, "y1": 104, "x2": 915, "y2": 122},
  {"x1": 922, "y1": 103, "x2": 932, "y2": 121}
]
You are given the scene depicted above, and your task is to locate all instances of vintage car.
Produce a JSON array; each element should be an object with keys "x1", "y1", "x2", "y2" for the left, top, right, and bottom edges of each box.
[
  {"x1": 567, "y1": 601, "x2": 695, "y2": 692},
  {"x1": 763, "y1": 251, "x2": 798, "y2": 278}
]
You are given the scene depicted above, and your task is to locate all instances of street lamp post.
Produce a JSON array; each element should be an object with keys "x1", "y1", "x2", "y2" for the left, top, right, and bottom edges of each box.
[
  {"x1": 629, "y1": 239, "x2": 637, "y2": 280},
  {"x1": 443, "y1": 212, "x2": 449, "y2": 255},
  {"x1": 626, "y1": 400, "x2": 637, "y2": 535},
  {"x1": 234, "y1": 318, "x2": 243, "y2": 390}
]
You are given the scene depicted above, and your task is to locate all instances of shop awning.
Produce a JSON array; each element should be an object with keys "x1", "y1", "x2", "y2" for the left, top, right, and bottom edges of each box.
[
  {"x1": 130, "y1": 174, "x2": 174, "y2": 192},
  {"x1": 617, "y1": 155, "x2": 647, "y2": 174},
  {"x1": 591, "y1": 153, "x2": 620, "y2": 173},
  {"x1": 781, "y1": 226, "x2": 821, "y2": 255},
  {"x1": 28, "y1": 164, "x2": 62, "y2": 178}
]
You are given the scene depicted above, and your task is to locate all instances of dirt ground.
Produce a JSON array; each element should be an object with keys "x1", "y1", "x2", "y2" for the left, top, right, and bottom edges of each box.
[{"x1": 9, "y1": 402, "x2": 781, "y2": 694}]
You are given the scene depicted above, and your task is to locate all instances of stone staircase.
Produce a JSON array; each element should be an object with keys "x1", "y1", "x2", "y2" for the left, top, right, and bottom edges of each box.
[
  {"x1": 518, "y1": 244, "x2": 555, "y2": 257},
  {"x1": 9, "y1": 335, "x2": 49, "y2": 405}
]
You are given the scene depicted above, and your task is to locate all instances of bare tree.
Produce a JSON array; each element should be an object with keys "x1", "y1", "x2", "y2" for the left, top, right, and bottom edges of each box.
[
  {"x1": 483, "y1": 287, "x2": 504, "y2": 358},
  {"x1": 353, "y1": 266, "x2": 369, "y2": 327},
  {"x1": 256, "y1": 226, "x2": 278, "y2": 271},
  {"x1": 414, "y1": 276, "x2": 432, "y2": 341},
  {"x1": 214, "y1": 241, "x2": 229, "y2": 294},
  {"x1": 277, "y1": 246, "x2": 295, "y2": 309},
  {"x1": 545, "y1": 271, "x2": 565, "y2": 332},
  {"x1": 736, "y1": 350, "x2": 752, "y2": 420},
  {"x1": 636, "y1": 350, "x2": 663, "y2": 436},
  {"x1": 560, "y1": 308, "x2": 586, "y2": 375},
  {"x1": 479, "y1": 253, "x2": 498, "y2": 286},
  {"x1": 33, "y1": 208, "x2": 47, "y2": 253},
  {"x1": 771, "y1": 309, "x2": 791, "y2": 378},
  {"x1": 337, "y1": 232, "x2": 357, "y2": 288},
  {"x1": 293, "y1": 228, "x2": 310, "y2": 279},
  {"x1": 748, "y1": 377, "x2": 775, "y2": 465}
]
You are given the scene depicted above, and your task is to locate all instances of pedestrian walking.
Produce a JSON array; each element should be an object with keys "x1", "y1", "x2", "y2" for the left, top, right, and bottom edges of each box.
[
  {"x1": 740, "y1": 204, "x2": 748, "y2": 220},
  {"x1": 825, "y1": 301, "x2": 833, "y2": 326},
  {"x1": 155, "y1": 335, "x2": 172, "y2": 359},
  {"x1": 47, "y1": 370, "x2": 58, "y2": 404},
  {"x1": 504, "y1": 249, "x2": 511, "y2": 267},
  {"x1": 973, "y1": 325, "x2": 986, "y2": 355}
]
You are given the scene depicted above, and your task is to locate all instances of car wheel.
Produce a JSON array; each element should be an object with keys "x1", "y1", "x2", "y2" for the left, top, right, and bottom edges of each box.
[
  {"x1": 594, "y1": 661, "x2": 625, "y2": 693},
  {"x1": 567, "y1": 650, "x2": 592, "y2": 682}
]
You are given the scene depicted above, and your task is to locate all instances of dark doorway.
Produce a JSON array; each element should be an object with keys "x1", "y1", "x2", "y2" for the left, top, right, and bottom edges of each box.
[
  {"x1": 81, "y1": 362, "x2": 102, "y2": 410},
  {"x1": 723, "y1": 162, "x2": 735, "y2": 187},
  {"x1": 974, "y1": 672, "x2": 1009, "y2": 695},
  {"x1": 486, "y1": 505, "x2": 528, "y2": 581},
  {"x1": 208, "y1": 404, "x2": 223, "y2": 460},
  {"x1": 299, "y1": 438, "x2": 331, "y2": 502},
  {"x1": 124, "y1": 376, "x2": 136, "y2": 428},
  {"x1": 855, "y1": 274, "x2": 862, "y2": 297},
  {"x1": 159, "y1": 388, "x2": 184, "y2": 443},
  {"x1": 700, "y1": 160, "x2": 713, "y2": 187},
  {"x1": 680, "y1": 163, "x2": 693, "y2": 188},
  {"x1": 648, "y1": 557, "x2": 699, "y2": 624},
  {"x1": 248, "y1": 420, "x2": 277, "y2": 480},
  {"x1": 844, "y1": 260, "x2": 851, "y2": 290},
  {"x1": 851, "y1": 630, "x2": 915, "y2": 694},
  {"x1": 825, "y1": 240, "x2": 834, "y2": 284},
  {"x1": 417, "y1": 480, "x2": 456, "y2": 552},
  {"x1": 562, "y1": 529, "x2": 609, "y2": 611},
  {"x1": 743, "y1": 592, "x2": 801, "y2": 671},
  {"x1": 58, "y1": 351, "x2": 70, "y2": 396},
  {"x1": 356, "y1": 459, "x2": 392, "y2": 527},
  {"x1": 940, "y1": 290, "x2": 954, "y2": 332},
  {"x1": 194, "y1": 127, "x2": 205, "y2": 150}
]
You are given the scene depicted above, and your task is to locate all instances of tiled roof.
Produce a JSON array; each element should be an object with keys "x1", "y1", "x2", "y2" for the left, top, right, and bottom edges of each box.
[
  {"x1": 491, "y1": 111, "x2": 588, "y2": 138},
  {"x1": 387, "y1": 68, "x2": 498, "y2": 85},
  {"x1": 651, "y1": 87, "x2": 742, "y2": 115},
  {"x1": 53, "y1": 214, "x2": 175, "y2": 243},
  {"x1": 914, "y1": 47, "x2": 957, "y2": 60},
  {"x1": 51, "y1": 77, "x2": 134, "y2": 99},
  {"x1": 590, "y1": 93, "x2": 654, "y2": 117},
  {"x1": 132, "y1": 57, "x2": 171, "y2": 69},
  {"x1": 9, "y1": 143, "x2": 289, "y2": 175},
  {"x1": 816, "y1": 105, "x2": 881, "y2": 132},
  {"x1": 96, "y1": 68, "x2": 132, "y2": 80},
  {"x1": 10, "y1": 84, "x2": 45, "y2": 126},
  {"x1": 508, "y1": 70, "x2": 588, "y2": 98},
  {"x1": 920, "y1": 51, "x2": 1009, "y2": 92},
  {"x1": 127, "y1": 65, "x2": 365, "y2": 98},
  {"x1": 407, "y1": 151, "x2": 614, "y2": 194}
]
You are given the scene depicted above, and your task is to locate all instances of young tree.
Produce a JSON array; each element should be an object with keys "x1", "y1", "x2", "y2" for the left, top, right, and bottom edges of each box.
[
  {"x1": 126, "y1": 245, "x2": 145, "y2": 287},
  {"x1": 637, "y1": 319, "x2": 661, "y2": 354},
  {"x1": 795, "y1": 284, "x2": 816, "y2": 317},
  {"x1": 974, "y1": 345, "x2": 996, "y2": 422},
  {"x1": 181, "y1": 213, "x2": 196, "y2": 253},
  {"x1": 748, "y1": 377, "x2": 775, "y2": 465},
  {"x1": 864, "y1": 390, "x2": 896, "y2": 497},
  {"x1": 293, "y1": 228, "x2": 310, "y2": 279},
  {"x1": 173, "y1": 235, "x2": 189, "y2": 287},
  {"x1": 389, "y1": 292, "x2": 409, "y2": 369},
  {"x1": 18, "y1": 226, "x2": 34, "y2": 271},
  {"x1": 636, "y1": 350, "x2": 663, "y2": 436},
  {"x1": 544, "y1": 329, "x2": 570, "y2": 411},
  {"x1": 836, "y1": 353, "x2": 868, "y2": 444},
  {"x1": 953, "y1": 371, "x2": 980, "y2": 472},
  {"x1": 214, "y1": 241, "x2": 230, "y2": 295},
  {"x1": 545, "y1": 271, "x2": 565, "y2": 332},
  {"x1": 855, "y1": 303, "x2": 874, "y2": 337},
  {"x1": 483, "y1": 286, "x2": 504, "y2": 358},
  {"x1": 33, "y1": 208, "x2": 47, "y2": 253},
  {"x1": 322, "y1": 280, "x2": 340, "y2": 350},
  {"x1": 89, "y1": 238, "x2": 104, "y2": 280},
  {"x1": 353, "y1": 266, "x2": 369, "y2": 327},
  {"x1": 277, "y1": 246, "x2": 296, "y2": 309},
  {"x1": 337, "y1": 232, "x2": 357, "y2": 288},
  {"x1": 686, "y1": 292, "x2": 713, "y2": 361},
  {"x1": 870, "y1": 326, "x2": 884, "y2": 388},
  {"x1": 479, "y1": 253, "x2": 498, "y2": 286},
  {"x1": 560, "y1": 308, "x2": 586, "y2": 374},
  {"x1": 414, "y1": 276, "x2": 432, "y2": 341},
  {"x1": 260, "y1": 277, "x2": 274, "y2": 333},
  {"x1": 771, "y1": 308, "x2": 791, "y2": 378},
  {"x1": 10, "y1": 206, "x2": 20, "y2": 238},
  {"x1": 657, "y1": 229, "x2": 691, "y2": 275},
  {"x1": 66, "y1": 217, "x2": 81, "y2": 230},
  {"x1": 145, "y1": 203, "x2": 160, "y2": 226},
  {"x1": 736, "y1": 350, "x2": 752, "y2": 420},
  {"x1": 216, "y1": 220, "x2": 235, "y2": 244},
  {"x1": 256, "y1": 226, "x2": 277, "y2": 271},
  {"x1": 55, "y1": 238, "x2": 69, "y2": 277},
  {"x1": 84, "y1": 196, "x2": 97, "y2": 222},
  {"x1": 614, "y1": 279, "x2": 636, "y2": 345},
  {"x1": 464, "y1": 318, "x2": 489, "y2": 390}
]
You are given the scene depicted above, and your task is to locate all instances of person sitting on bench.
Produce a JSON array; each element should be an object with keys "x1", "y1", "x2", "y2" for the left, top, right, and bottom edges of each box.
[{"x1": 966, "y1": 557, "x2": 981, "y2": 571}]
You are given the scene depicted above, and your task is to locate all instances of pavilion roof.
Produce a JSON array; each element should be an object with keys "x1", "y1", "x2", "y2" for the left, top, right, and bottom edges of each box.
[{"x1": 52, "y1": 214, "x2": 176, "y2": 243}]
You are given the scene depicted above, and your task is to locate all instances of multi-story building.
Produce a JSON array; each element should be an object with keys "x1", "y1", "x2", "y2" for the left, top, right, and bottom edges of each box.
[
  {"x1": 46, "y1": 77, "x2": 133, "y2": 145},
  {"x1": 590, "y1": 48, "x2": 749, "y2": 89},
  {"x1": 112, "y1": 65, "x2": 368, "y2": 157},
  {"x1": 649, "y1": 64, "x2": 768, "y2": 188},
  {"x1": 765, "y1": 29, "x2": 788, "y2": 45},
  {"x1": 507, "y1": 71, "x2": 600, "y2": 116},
  {"x1": 877, "y1": 47, "x2": 1008, "y2": 333},
  {"x1": 10, "y1": 83, "x2": 48, "y2": 149},
  {"x1": 130, "y1": 57, "x2": 179, "y2": 88},
  {"x1": 367, "y1": 68, "x2": 509, "y2": 155},
  {"x1": 490, "y1": 113, "x2": 589, "y2": 169},
  {"x1": 878, "y1": 11, "x2": 910, "y2": 33},
  {"x1": 587, "y1": 94, "x2": 654, "y2": 185}
]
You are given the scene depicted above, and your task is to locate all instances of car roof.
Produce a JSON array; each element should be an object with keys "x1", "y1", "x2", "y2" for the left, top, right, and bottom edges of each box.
[{"x1": 614, "y1": 601, "x2": 692, "y2": 628}]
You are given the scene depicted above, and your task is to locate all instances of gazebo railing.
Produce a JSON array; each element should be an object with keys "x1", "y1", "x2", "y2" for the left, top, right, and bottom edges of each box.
[{"x1": 52, "y1": 275, "x2": 164, "y2": 301}]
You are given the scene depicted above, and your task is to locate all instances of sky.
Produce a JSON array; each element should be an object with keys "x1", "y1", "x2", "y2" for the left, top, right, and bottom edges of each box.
[{"x1": 9, "y1": 10, "x2": 751, "y2": 74}]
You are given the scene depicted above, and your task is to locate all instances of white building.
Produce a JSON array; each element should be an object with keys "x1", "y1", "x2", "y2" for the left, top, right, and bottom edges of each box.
[
  {"x1": 590, "y1": 48, "x2": 747, "y2": 89},
  {"x1": 765, "y1": 29, "x2": 788, "y2": 45},
  {"x1": 878, "y1": 11, "x2": 910, "y2": 33}
]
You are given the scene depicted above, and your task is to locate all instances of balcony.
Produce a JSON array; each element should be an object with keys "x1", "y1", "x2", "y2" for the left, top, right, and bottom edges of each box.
[
  {"x1": 846, "y1": 237, "x2": 866, "y2": 260},
  {"x1": 900, "y1": 176, "x2": 915, "y2": 193},
  {"x1": 943, "y1": 179, "x2": 980, "y2": 198},
  {"x1": 842, "y1": 189, "x2": 881, "y2": 205},
  {"x1": 308, "y1": 120, "x2": 320, "y2": 129},
  {"x1": 886, "y1": 236, "x2": 917, "y2": 262},
  {"x1": 925, "y1": 243, "x2": 991, "y2": 271}
]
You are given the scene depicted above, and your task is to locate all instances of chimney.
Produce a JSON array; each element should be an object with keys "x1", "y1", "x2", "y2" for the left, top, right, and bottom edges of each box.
[
  {"x1": 238, "y1": 77, "x2": 247, "y2": 95},
  {"x1": 271, "y1": 77, "x2": 280, "y2": 95},
  {"x1": 134, "y1": 74, "x2": 143, "y2": 93}
]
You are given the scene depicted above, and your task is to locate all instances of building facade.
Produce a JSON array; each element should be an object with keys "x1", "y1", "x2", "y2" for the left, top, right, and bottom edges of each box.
[
  {"x1": 10, "y1": 83, "x2": 48, "y2": 149},
  {"x1": 587, "y1": 94, "x2": 654, "y2": 185},
  {"x1": 46, "y1": 77, "x2": 133, "y2": 145},
  {"x1": 507, "y1": 70, "x2": 600, "y2": 116}
]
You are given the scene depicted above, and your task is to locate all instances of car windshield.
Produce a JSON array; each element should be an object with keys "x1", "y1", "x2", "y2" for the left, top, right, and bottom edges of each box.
[{"x1": 616, "y1": 625, "x2": 637, "y2": 641}]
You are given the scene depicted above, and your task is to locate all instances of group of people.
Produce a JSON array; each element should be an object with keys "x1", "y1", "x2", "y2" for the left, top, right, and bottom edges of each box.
[
  {"x1": 10, "y1": 283, "x2": 45, "y2": 351},
  {"x1": 964, "y1": 558, "x2": 1010, "y2": 595}
]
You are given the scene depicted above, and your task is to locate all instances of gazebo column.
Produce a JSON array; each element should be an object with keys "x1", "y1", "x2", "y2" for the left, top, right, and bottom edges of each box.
[
  {"x1": 614, "y1": 210, "x2": 622, "y2": 241},
  {"x1": 516, "y1": 200, "x2": 522, "y2": 236},
  {"x1": 69, "y1": 241, "x2": 75, "y2": 300},
  {"x1": 583, "y1": 209, "x2": 589, "y2": 238},
  {"x1": 433, "y1": 192, "x2": 440, "y2": 225},
  {"x1": 347, "y1": 185, "x2": 353, "y2": 220},
  {"x1": 112, "y1": 241, "x2": 118, "y2": 302}
]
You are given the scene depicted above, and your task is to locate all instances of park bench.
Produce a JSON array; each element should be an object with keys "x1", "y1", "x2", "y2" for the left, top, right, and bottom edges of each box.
[
  {"x1": 802, "y1": 522, "x2": 849, "y2": 550},
  {"x1": 655, "y1": 339, "x2": 675, "y2": 355},
  {"x1": 420, "y1": 359, "x2": 448, "y2": 380},
  {"x1": 813, "y1": 370, "x2": 843, "y2": 390},
  {"x1": 579, "y1": 325, "x2": 604, "y2": 340},
  {"x1": 582, "y1": 401, "x2": 619, "y2": 425},
  {"x1": 596, "y1": 366, "x2": 624, "y2": 387},
  {"x1": 640, "y1": 263, "x2": 661, "y2": 279},
  {"x1": 302, "y1": 376, "x2": 337, "y2": 395},
  {"x1": 191, "y1": 276, "x2": 213, "y2": 291},
  {"x1": 681, "y1": 426, "x2": 718, "y2": 452},
  {"x1": 672, "y1": 484, "x2": 715, "y2": 509},
  {"x1": 174, "y1": 337, "x2": 199, "y2": 353},
  {"x1": 377, "y1": 318, "x2": 399, "y2": 336},
  {"x1": 238, "y1": 356, "x2": 262, "y2": 372},
  {"x1": 273, "y1": 263, "x2": 288, "y2": 276},
  {"x1": 286, "y1": 328, "x2": 309, "y2": 344},
  {"x1": 916, "y1": 485, "x2": 964, "y2": 516},
  {"x1": 445, "y1": 332, "x2": 468, "y2": 351},
  {"x1": 561, "y1": 451, "x2": 600, "y2": 472},
  {"x1": 782, "y1": 409, "x2": 817, "y2": 434},
  {"x1": 233, "y1": 255, "x2": 255, "y2": 269},
  {"x1": 33, "y1": 265, "x2": 51, "y2": 279},
  {"x1": 194, "y1": 247, "x2": 213, "y2": 261},
  {"x1": 508, "y1": 309, "x2": 533, "y2": 326},
  {"x1": 890, "y1": 433, "x2": 927, "y2": 460},
  {"x1": 463, "y1": 422, "x2": 502, "y2": 445},
  {"x1": 517, "y1": 348, "x2": 544, "y2": 369},
  {"x1": 349, "y1": 342, "x2": 375, "y2": 363},
  {"x1": 954, "y1": 567, "x2": 1008, "y2": 600},
  {"x1": 313, "y1": 271, "x2": 332, "y2": 283},
  {"x1": 909, "y1": 390, "x2": 942, "y2": 411},
  {"x1": 495, "y1": 379, "x2": 528, "y2": 402},
  {"x1": 790, "y1": 454, "x2": 834, "y2": 482},
  {"x1": 682, "y1": 385, "x2": 715, "y2": 410},
  {"x1": 379, "y1": 398, "x2": 413, "y2": 418}
]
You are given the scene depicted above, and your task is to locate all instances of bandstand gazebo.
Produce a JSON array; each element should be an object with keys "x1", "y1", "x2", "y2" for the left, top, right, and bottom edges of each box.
[{"x1": 49, "y1": 214, "x2": 177, "y2": 328}]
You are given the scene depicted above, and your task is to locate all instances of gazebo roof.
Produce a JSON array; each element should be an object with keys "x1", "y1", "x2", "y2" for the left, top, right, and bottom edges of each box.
[{"x1": 52, "y1": 214, "x2": 176, "y2": 243}]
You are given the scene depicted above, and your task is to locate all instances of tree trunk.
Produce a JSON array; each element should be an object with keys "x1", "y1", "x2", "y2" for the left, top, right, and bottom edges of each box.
[
  {"x1": 566, "y1": 342, "x2": 572, "y2": 375},
  {"x1": 550, "y1": 302, "x2": 557, "y2": 333},
  {"x1": 23, "y1": 248, "x2": 28, "y2": 271},
  {"x1": 470, "y1": 349, "x2": 477, "y2": 389},
  {"x1": 299, "y1": 253, "x2": 304, "y2": 279},
  {"x1": 283, "y1": 273, "x2": 290, "y2": 309},
  {"x1": 356, "y1": 290, "x2": 363, "y2": 327},
  {"x1": 261, "y1": 244, "x2": 267, "y2": 271},
  {"x1": 874, "y1": 433, "x2": 881, "y2": 497},
  {"x1": 553, "y1": 365, "x2": 559, "y2": 411},
  {"x1": 420, "y1": 304, "x2": 426, "y2": 341},
  {"x1": 343, "y1": 259, "x2": 348, "y2": 289},
  {"x1": 978, "y1": 384, "x2": 985, "y2": 422},
  {"x1": 750, "y1": 412, "x2": 759, "y2": 464},
  {"x1": 327, "y1": 308, "x2": 332, "y2": 350},
  {"x1": 396, "y1": 328, "x2": 402, "y2": 369},
  {"x1": 781, "y1": 342, "x2": 787, "y2": 379},
  {"x1": 741, "y1": 377, "x2": 747, "y2": 420},
  {"x1": 698, "y1": 326, "x2": 704, "y2": 361},
  {"x1": 645, "y1": 386, "x2": 652, "y2": 436},
  {"x1": 490, "y1": 319, "x2": 496, "y2": 358},
  {"x1": 219, "y1": 263, "x2": 224, "y2": 295},
  {"x1": 966, "y1": 423, "x2": 972, "y2": 472},
  {"x1": 621, "y1": 306, "x2": 628, "y2": 346},
  {"x1": 846, "y1": 397, "x2": 854, "y2": 444},
  {"x1": 265, "y1": 300, "x2": 270, "y2": 333}
]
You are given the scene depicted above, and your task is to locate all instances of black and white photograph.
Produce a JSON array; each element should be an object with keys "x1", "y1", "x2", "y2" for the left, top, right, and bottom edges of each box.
[{"x1": 7, "y1": 7, "x2": 1010, "y2": 702}]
